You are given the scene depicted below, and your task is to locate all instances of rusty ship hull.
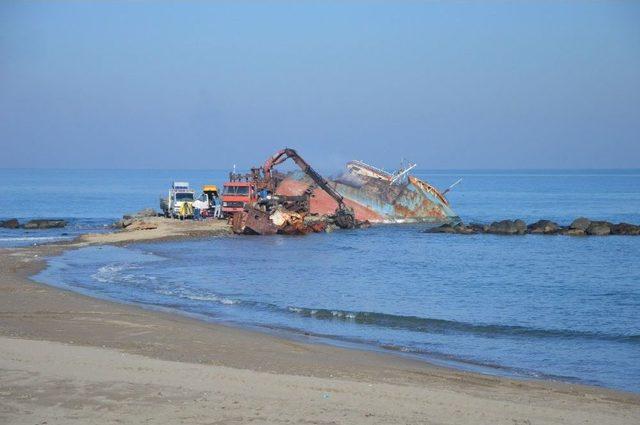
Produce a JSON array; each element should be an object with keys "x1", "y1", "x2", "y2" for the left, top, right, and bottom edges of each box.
[{"x1": 275, "y1": 171, "x2": 459, "y2": 224}]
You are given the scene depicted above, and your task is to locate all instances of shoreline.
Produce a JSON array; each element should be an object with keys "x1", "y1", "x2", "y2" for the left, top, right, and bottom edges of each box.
[{"x1": 1, "y1": 221, "x2": 639, "y2": 423}]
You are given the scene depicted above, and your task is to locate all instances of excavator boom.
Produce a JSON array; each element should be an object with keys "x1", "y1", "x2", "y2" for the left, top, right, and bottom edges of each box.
[{"x1": 261, "y1": 148, "x2": 355, "y2": 229}]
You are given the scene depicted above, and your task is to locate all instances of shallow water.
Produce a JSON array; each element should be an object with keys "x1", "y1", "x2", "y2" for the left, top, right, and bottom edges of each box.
[{"x1": 4, "y1": 168, "x2": 640, "y2": 392}]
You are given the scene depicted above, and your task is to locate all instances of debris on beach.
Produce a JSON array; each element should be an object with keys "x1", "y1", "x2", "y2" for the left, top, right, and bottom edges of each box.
[{"x1": 424, "y1": 217, "x2": 640, "y2": 236}]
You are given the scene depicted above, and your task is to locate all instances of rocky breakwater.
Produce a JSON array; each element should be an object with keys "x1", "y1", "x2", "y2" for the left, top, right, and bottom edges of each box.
[
  {"x1": 0, "y1": 219, "x2": 67, "y2": 229},
  {"x1": 425, "y1": 217, "x2": 640, "y2": 236}
]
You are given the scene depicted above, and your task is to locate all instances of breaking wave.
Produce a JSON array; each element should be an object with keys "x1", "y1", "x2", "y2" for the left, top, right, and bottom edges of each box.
[
  {"x1": 0, "y1": 236, "x2": 69, "y2": 242},
  {"x1": 154, "y1": 288, "x2": 240, "y2": 306},
  {"x1": 92, "y1": 264, "x2": 129, "y2": 283},
  {"x1": 85, "y1": 264, "x2": 640, "y2": 346},
  {"x1": 91, "y1": 263, "x2": 153, "y2": 285},
  {"x1": 285, "y1": 306, "x2": 640, "y2": 343}
]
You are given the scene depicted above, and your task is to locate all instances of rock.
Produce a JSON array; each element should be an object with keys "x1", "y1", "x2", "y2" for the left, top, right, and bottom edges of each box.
[
  {"x1": 514, "y1": 220, "x2": 527, "y2": 234},
  {"x1": 120, "y1": 209, "x2": 156, "y2": 221},
  {"x1": 610, "y1": 223, "x2": 640, "y2": 236},
  {"x1": 22, "y1": 219, "x2": 67, "y2": 229},
  {"x1": 570, "y1": 217, "x2": 591, "y2": 231},
  {"x1": 453, "y1": 224, "x2": 476, "y2": 234},
  {"x1": 488, "y1": 220, "x2": 525, "y2": 235},
  {"x1": 424, "y1": 224, "x2": 457, "y2": 234},
  {"x1": 422, "y1": 218, "x2": 639, "y2": 237},
  {"x1": 0, "y1": 218, "x2": 19, "y2": 229},
  {"x1": 586, "y1": 221, "x2": 610, "y2": 236},
  {"x1": 424, "y1": 222, "x2": 477, "y2": 235},
  {"x1": 559, "y1": 227, "x2": 586, "y2": 236},
  {"x1": 527, "y1": 220, "x2": 559, "y2": 234},
  {"x1": 114, "y1": 218, "x2": 134, "y2": 228},
  {"x1": 135, "y1": 208, "x2": 158, "y2": 218},
  {"x1": 468, "y1": 223, "x2": 489, "y2": 233},
  {"x1": 126, "y1": 221, "x2": 158, "y2": 231}
]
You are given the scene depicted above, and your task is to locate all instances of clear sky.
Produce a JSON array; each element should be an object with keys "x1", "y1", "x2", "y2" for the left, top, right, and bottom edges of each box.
[{"x1": 1, "y1": 1, "x2": 639, "y2": 170}]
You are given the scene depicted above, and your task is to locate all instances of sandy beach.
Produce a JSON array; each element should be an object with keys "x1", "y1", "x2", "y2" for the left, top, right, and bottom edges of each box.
[{"x1": 1, "y1": 220, "x2": 639, "y2": 424}]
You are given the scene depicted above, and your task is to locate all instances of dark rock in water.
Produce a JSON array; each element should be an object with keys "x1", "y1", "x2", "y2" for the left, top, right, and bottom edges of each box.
[
  {"x1": 559, "y1": 227, "x2": 586, "y2": 236},
  {"x1": 453, "y1": 224, "x2": 476, "y2": 234},
  {"x1": 424, "y1": 223, "x2": 457, "y2": 234},
  {"x1": 527, "y1": 220, "x2": 559, "y2": 234},
  {"x1": 424, "y1": 218, "x2": 638, "y2": 237},
  {"x1": 468, "y1": 223, "x2": 489, "y2": 233},
  {"x1": 570, "y1": 217, "x2": 591, "y2": 231},
  {"x1": 424, "y1": 223, "x2": 477, "y2": 235},
  {"x1": 586, "y1": 221, "x2": 611, "y2": 236},
  {"x1": 22, "y1": 219, "x2": 67, "y2": 229},
  {"x1": 610, "y1": 223, "x2": 640, "y2": 235},
  {"x1": 488, "y1": 219, "x2": 526, "y2": 235},
  {"x1": 514, "y1": 220, "x2": 527, "y2": 234},
  {"x1": 0, "y1": 218, "x2": 19, "y2": 229}
]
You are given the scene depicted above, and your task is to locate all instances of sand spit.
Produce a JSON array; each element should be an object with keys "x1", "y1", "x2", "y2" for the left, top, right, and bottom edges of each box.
[{"x1": 80, "y1": 216, "x2": 232, "y2": 245}]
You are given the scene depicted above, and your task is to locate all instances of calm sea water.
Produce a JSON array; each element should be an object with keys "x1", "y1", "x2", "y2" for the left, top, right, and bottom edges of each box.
[{"x1": 2, "y1": 169, "x2": 639, "y2": 392}]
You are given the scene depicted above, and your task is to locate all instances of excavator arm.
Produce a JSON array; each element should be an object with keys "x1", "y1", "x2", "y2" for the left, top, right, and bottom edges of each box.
[{"x1": 262, "y1": 148, "x2": 355, "y2": 228}]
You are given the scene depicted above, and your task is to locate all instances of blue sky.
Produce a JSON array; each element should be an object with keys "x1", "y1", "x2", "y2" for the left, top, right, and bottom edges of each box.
[{"x1": 1, "y1": 1, "x2": 639, "y2": 170}]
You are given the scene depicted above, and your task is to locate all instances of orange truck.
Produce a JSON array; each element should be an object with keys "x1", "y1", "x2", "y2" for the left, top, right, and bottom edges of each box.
[{"x1": 221, "y1": 173, "x2": 257, "y2": 217}]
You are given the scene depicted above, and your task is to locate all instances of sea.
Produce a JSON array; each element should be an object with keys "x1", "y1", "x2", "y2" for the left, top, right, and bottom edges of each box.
[{"x1": 1, "y1": 168, "x2": 639, "y2": 393}]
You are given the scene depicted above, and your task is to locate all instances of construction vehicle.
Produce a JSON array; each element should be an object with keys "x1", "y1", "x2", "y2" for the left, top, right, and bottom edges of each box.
[
  {"x1": 159, "y1": 181, "x2": 196, "y2": 219},
  {"x1": 231, "y1": 148, "x2": 356, "y2": 234},
  {"x1": 221, "y1": 175, "x2": 257, "y2": 218}
]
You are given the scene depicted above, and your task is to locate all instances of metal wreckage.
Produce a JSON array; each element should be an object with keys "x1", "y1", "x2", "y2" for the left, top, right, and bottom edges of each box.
[{"x1": 229, "y1": 148, "x2": 460, "y2": 235}]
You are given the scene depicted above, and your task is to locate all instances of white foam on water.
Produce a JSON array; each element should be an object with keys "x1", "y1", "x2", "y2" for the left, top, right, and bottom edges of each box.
[
  {"x1": 184, "y1": 293, "x2": 239, "y2": 305},
  {"x1": 91, "y1": 264, "x2": 127, "y2": 283},
  {"x1": 0, "y1": 236, "x2": 68, "y2": 242},
  {"x1": 154, "y1": 287, "x2": 239, "y2": 306}
]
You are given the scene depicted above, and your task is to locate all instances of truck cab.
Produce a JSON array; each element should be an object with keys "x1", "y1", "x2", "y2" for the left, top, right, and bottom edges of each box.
[
  {"x1": 160, "y1": 181, "x2": 196, "y2": 218},
  {"x1": 221, "y1": 174, "x2": 257, "y2": 217}
]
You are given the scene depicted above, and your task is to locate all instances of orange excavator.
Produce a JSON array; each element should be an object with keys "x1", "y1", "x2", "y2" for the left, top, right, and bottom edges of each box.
[{"x1": 231, "y1": 148, "x2": 356, "y2": 234}]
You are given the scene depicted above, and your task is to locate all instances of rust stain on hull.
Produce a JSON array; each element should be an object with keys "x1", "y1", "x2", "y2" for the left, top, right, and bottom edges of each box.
[{"x1": 276, "y1": 170, "x2": 458, "y2": 224}]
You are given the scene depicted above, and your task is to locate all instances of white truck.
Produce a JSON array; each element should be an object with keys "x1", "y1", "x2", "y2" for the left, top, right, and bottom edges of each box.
[{"x1": 160, "y1": 181, "x2": 196, "y2": 218}]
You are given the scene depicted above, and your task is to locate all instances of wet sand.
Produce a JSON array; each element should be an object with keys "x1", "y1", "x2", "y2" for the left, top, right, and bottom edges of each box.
[{"x1": 1, "y1": 220, "x2": 639, "y2": 424}]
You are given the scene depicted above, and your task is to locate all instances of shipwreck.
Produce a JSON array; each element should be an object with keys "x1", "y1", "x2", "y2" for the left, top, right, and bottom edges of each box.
[
  {"x1": 276, "y1": 159, "x2": 459, "y2": 224},
  {"x1": 226, "y1": 148, "x2": 459, "y2": 235}
]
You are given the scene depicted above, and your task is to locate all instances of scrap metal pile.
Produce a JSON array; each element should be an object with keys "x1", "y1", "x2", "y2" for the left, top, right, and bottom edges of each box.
[
  {"x1": 230, "y1": 148, "x2": 458, "y2": 235},
  {"x1": 230, "y1": 148, "x2": 363, "y2": 235}
]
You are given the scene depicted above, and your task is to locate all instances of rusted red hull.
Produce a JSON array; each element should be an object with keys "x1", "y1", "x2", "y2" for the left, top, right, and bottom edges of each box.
[{"x1": 275, "y1": 172, "x2": 458, "y2": 224}]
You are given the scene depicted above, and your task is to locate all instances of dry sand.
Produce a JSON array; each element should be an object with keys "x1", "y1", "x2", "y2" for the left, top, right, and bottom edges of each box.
[{"x1": 1, "y1": 219, "x2": 639, "y2": 424}]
